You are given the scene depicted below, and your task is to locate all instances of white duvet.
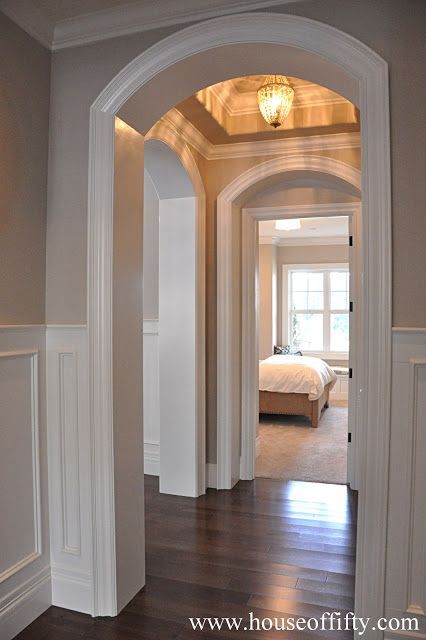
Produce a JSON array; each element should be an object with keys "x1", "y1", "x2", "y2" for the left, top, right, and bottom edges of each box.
[{"x1": 259, "y1": 355, "x2": 337, "y2": 401}]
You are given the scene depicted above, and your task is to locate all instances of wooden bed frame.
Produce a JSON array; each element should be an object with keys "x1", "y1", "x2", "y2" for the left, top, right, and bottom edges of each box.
[{"x1": 259, "y1": 382, "x2": 332, "y2": 428}]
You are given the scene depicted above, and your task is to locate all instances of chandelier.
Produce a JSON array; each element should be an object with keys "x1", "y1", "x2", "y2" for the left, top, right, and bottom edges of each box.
[{"x1": 257, "y1": 75, "x2": 294, "y2": 128}]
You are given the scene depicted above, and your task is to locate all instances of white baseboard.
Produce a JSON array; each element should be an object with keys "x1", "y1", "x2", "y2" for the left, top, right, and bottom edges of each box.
[
  {"x1": 206, "y1": 463, "x2": 217, "y2": 489},
  {"x1": 51, "y1": 566, "x2": 93, "y2": 615},
  {"x1": 144, "y1": 441, "x2": 160, "y2": 476},
  {"x1": 0, "y1": 567, "x2": 51, "y2": 640}
]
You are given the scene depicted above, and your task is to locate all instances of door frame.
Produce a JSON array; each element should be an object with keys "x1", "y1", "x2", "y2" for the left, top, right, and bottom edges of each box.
[
  {"x1": 87, "y1": 12, "x2": 391, "y2": 633},
  {"x1": 239, "y1": 201, "x2": 362, "y2": 490}
]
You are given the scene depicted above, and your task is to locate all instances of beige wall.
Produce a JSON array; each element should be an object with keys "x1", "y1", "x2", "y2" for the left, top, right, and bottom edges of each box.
[
  {"x1": 258, "y1": 244, "x2": 277, "y2": 359},
  {"x1": 0, "y1": 13, "x2": 50, "y2": 324},
  {"x1": 276, "y1": 243, "x2": 349, "y2": 345}
]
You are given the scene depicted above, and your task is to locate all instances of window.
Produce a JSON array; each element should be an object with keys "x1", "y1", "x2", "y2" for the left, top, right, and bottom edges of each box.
[{"x1": 285, "y1": 264, "x2": 349, "y2": 354}]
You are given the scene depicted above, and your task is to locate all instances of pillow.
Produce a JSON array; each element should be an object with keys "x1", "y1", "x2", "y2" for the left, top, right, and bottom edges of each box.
[{"x1": 274, "y1": 344, "x2": 303, "y2": 356}]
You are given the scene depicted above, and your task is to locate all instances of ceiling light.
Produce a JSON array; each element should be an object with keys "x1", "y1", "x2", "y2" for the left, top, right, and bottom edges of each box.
[
  {"x1": 257, "y1": 75, "x2": 294, "y2": 128},
  {"x1": 275, "y1": 219, "x2": 301, "y2": 231}
]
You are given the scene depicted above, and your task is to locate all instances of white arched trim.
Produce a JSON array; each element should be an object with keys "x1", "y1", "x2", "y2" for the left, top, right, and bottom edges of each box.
[
  {"x1": 87, "y1": 12, "x2": 391, "y2": 635},
  {"x1": 145, "y1": 119, "x2": 207, "y2": 497},
  {"x1": 216, "y1": 156, "x2": 361, "y2": 486}
]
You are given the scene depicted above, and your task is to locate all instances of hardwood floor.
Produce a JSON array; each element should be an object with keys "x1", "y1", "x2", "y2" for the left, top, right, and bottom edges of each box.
[{"x1": 16, "y1": 476, "x2": 357, "y2": 639}]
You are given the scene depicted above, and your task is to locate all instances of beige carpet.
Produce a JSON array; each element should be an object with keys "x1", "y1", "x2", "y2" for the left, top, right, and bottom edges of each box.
[{"x1": 256, "y1": 403, "x2": 348, "y2": 484}]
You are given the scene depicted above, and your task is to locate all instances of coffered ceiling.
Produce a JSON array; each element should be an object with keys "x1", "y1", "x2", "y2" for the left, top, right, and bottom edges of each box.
[{"x1": 176, "y1": 75, "x2": 359, "y2": 144}]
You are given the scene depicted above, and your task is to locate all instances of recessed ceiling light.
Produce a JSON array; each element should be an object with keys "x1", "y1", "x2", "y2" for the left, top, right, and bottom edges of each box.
[{"x1": 275, "y1": 219, "x2": 301, "y2": 231}]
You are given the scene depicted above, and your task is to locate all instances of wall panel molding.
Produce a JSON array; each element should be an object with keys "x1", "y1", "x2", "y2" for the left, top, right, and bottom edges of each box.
[
  {"x1": 0, "y1": 325, "x2": 50, "y2": 640},
  {"x1": 46, "y1": 325, "x2": 93, "y2": 614},
  {"x1": 386, "y1": 330, "x2": 426, "y2": 637},
  {"x1": 0, "y1": 350, "x2": 41, "y2": 583},
  {"x1": 143, "y1": 319, "x2": 160, "y2": 477}
]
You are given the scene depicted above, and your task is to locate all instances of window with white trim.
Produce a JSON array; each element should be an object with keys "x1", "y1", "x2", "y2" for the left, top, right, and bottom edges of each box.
[{"x1": 285, "y1": 264, "x2": 349, "y2": 354}]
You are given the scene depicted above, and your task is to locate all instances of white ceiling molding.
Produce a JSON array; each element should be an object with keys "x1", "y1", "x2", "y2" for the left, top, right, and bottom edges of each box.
[
  {"x1": 52, "y1": 0, "x2": 306, "y2": 50},
  {"x1": 0, "y1": 0, "x2": 54, "y2": 49},
  {"x1": 158, "y1": 108, "x2": 360, "y2": 161},
  {"x1": 0, "y1": 0, "x2": 306, "y2": 50}
]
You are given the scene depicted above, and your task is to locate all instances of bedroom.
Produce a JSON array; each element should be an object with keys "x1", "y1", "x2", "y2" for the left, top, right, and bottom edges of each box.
[{"x1": 256, "y1": 212, "x2": 354, "y2": 484}]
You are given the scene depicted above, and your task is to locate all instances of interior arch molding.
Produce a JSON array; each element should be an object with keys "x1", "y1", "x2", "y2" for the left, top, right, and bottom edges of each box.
[{"x1": 87, "y1": 11, "x2": 391, "y2": 636}]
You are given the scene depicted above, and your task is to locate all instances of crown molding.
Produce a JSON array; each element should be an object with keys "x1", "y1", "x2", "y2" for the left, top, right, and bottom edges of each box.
[
  {"x1": 0, "y1": 0, "x2": 53, "y2": 49},
  {"x1": 51, "y1": 0, "x2": 304, "y2": 50},
  {"x1": 159, "y1": 108, "x2": 360, "y2": 161}
]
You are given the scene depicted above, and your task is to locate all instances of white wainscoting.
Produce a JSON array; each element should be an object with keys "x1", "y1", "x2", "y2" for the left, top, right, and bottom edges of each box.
[
  {"x1": 385, "y1": 328, "x2": 426, "y2": 638},
  {"x1": 143, "y1": 320, "x2": 160, "y2": 476},
  {"x1": 46, "y1": 325, "x2": 93, "y2": 614},
  {"x1": 0, "y1": 326, "x2": 51, "y2": 640}
]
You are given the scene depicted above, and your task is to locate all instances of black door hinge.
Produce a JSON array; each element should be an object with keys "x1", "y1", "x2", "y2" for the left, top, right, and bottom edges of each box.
[
  {"x1": 349, "y1": 367, "x2": 353, "y2": 379},
  {"x1": 349, "y1": 235, "x2": 353, "y2": 247},
  {"x1": 349, "y1": 301, "x2": 353, "y2": 312},
  {"x1": 348, "y1": 432, "x2": 352, "y2": 443}
]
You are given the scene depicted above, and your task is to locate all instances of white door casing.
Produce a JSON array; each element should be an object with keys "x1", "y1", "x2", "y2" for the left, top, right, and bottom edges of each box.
[
  {"x1": 87, "y1": 13, "x2": 391, "y2": 635},
  {"x1": 238, "y1": 199, "x2": 361, "y2": 490}
]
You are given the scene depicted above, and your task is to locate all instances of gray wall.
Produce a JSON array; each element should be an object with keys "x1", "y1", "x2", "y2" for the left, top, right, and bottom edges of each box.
[
  {"x1": 0, "y1": 12, "x2": 50, "y2": 324},
  {"x1": 44, "y1": 0, "x2": 426, "y2": 328},
  {"x1": 143, "y1": 169, "x2": 159, "y2": 319}
]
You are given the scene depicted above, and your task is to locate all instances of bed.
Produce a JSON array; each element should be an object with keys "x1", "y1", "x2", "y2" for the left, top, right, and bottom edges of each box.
[{"x1": 259, "y1": 355, "x2": 337, "y2": 427}]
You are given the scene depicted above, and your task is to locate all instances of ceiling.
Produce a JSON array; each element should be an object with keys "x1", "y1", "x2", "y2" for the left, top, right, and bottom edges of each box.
[
  {"x1": 176, "y1": 75, "x2": 359, "y2": 144},
  {"x1": 258, "y1": 216, "x2": 349, "y2": 243}
]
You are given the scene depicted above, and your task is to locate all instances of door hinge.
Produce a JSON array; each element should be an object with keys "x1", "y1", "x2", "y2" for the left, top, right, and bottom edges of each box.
[
  {"x1": 349, "y1": 235, "x2": 353, "y2": 247},
  {"x1": 349, "y1": 301, "x2": 353, "y2": 312},
  {"x1": 348, "y1": 432, "x2": 352, "y2": 443},
  {"x1": 349, "y1": 367, "x2": 353, "y2": 379}
]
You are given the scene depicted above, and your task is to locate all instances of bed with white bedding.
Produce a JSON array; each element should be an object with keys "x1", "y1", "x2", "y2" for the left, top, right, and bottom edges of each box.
[{"x1": 259, "y1": 355, "x2": 337, "y2": 427}]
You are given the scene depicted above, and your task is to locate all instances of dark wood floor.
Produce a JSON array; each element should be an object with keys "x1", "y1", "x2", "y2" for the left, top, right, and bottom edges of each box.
[{"x1": 16, "y1": 476, "x2": 357, "y2": 639}]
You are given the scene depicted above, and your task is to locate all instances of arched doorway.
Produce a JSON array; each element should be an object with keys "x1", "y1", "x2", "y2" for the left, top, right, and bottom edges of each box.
[{"x1": 87, "y1": 12, "x2": 391, "y2": 631}]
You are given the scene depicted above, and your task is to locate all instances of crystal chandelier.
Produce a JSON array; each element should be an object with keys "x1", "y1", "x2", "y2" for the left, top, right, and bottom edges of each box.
[{"x1": 257, "y1": 75, "x2": 294, "y2": 128}]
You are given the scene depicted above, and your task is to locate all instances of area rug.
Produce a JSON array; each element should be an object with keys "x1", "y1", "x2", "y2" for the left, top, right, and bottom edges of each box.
[{"x1": 256, "y1": 404, "x2": 348, "y2": 484}]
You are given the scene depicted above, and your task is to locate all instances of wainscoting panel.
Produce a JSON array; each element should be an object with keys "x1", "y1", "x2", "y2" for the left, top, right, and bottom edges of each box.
[
  {"x1": 385, "y1": 329, "x2": 426, "y2": 638},
  {"x1": 0, "y1": 326, "x2": 50, "y2": 640},
  {"x1": 46, "y1": 325, "x2": 93, "y2": 614},
  {"x1": 143, "y1": 320, "x2": 160, "y2": 476}
]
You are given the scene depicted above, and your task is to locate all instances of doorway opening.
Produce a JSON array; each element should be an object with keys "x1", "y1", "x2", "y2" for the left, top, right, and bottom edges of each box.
[
  {"x1": 255, "y1": 211, "x2": 355, "y2": 485},
  {"x1": 86, "y1": 12, "x2": 391, "y2": 626}
]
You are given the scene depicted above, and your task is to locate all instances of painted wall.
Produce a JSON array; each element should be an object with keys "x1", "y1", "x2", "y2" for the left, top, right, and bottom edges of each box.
[
  {"x1": 258, "y1": 244, "x2": 277, "y2": 359},
  {"x1": 143, "y1": 170, "x2": 159, "y2": 319},
  {"x1": 44, "y1": 0, "x2": 426, "y2": 328},
  {"x1": 113, "y1": 122, "x2": 145, "y2": 612},
  {"x1": 0, "y1": 12, "x2": 50, "y2": 323},
  {"x1": 0, "y1": 14, "x2": 51, "y2": 639}
]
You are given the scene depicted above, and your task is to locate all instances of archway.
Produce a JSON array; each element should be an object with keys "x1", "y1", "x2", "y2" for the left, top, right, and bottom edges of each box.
[{"x1": 87, "y1": 12, "x2": 391, "y2": 632}]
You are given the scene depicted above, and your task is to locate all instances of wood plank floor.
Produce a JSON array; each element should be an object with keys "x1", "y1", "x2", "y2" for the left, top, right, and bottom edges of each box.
[{"x1": 16, "y1": 476, "x2": 357, "y2": 639}]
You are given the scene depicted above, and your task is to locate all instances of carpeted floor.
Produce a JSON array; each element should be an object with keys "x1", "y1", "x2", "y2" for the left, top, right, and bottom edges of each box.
[{"x1": 256, "y1": 403, "x2": 348, "y2": 484}]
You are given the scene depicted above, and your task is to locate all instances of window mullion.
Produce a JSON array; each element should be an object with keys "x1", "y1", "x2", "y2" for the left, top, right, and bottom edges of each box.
[{"x1": 324, "y1": 272, "x2": 330, "y2": 352}]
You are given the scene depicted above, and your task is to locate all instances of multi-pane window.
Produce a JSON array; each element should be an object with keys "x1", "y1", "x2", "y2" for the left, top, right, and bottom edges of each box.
[{"x1": 287, "y1": 265, "x2": 349, "y2": 353}]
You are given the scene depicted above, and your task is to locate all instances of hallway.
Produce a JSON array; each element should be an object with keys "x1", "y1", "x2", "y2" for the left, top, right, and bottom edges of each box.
[{"x1": 16, "y1": 477, "x2": 357, "y2": 639}]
